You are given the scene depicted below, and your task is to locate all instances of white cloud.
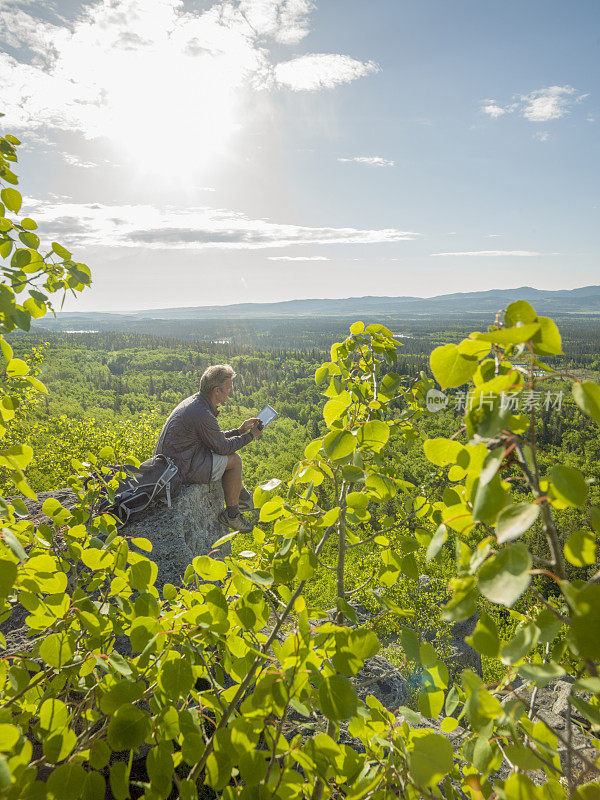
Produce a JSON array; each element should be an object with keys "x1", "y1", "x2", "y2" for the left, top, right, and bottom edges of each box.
[
  {"x1": 0, "y1": 1, "x2": 375, "y2": 170},
  {"x1": 481, "y1": 85, "x2": 587, "y2": 123},
  {"x1": 486, "y1": 234, "x2": 503, "y2": 238},
  {"x1": 274, "y1": 53, "x2": 379, "y2": 91},
  {"x1": 481, "y1": 103, "x2": 506, "y2": 119},
  {"x1": 60, "y1": 153, "x2": 101, "y2": 169},
  {"x1": 431, "y1": 251, "x2": 547, "y2": 257},
  {"x1": 533, "y1": 131, "x2": 550, "y2": 142},
  {"x1": 268, "y1": 255, "x2": 330, "y2": 261},
  {"x1": 25, "y1": 198, "x2": 420, "y2": 250},
  {"x1": 338, "y1": 156, "x2": 394, "y2": 167},
  {"x1": 522, "y1": 86, "x2": 576, "y2": 121}
]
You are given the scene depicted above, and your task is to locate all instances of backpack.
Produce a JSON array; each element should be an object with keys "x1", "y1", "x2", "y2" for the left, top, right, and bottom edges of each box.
[{"x1": 87, "y1": 454, "x2": 181, "y2": 527}]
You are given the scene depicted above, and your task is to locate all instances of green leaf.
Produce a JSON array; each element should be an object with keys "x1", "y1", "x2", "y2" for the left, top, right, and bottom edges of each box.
[
  {"x1": 234, "y1": 564, "x2": 273, "y2": 586},
  {"x1": 109, "y1": 761, "x2": 130, "y2": 800},
  {"x1": 0, "y1": 188, "x2": 21, "y2": 214},
  {"x1": 193, "y1": 555, "x2": 227, "y2": 581},
  {"x1": 532, "y1": 316, "x2": 563, "y2": 355},
  {"x1": 52, "y1": 242, "x2": 72, "y2": 260},
  {"x1": 20, "y1": 217, "x2": 37, "y2": 230},
  {"x1": 0, "y1": 724, "x2": 19, "y2": 750},
  {"x1": 505, "y1": 300, "x2": 537, "y2": 327},
  {"x1": 472, "y1": 474, "x2": 509, "y2": 523},
  {"x1": 5, "y1": 358, "x2": 29, "y2": 377},
  {"x1": 407, "y1": 732, "x2": 453, "y2": 788},
  {"x1": 423, "y1": 438, "x2": 463, "y2": 466},
  {"x1": 89, "y1": 741, "x2": 111, "y2": 770},
  {"x1": 570, "y1": 584, "x2": 600, "y2": 659},
  {"x1": 356, "y1": 420, "x2": 389, "y2": 452},
  {"x1": 128, "y1": 558, "x2": 158, "y2": 590},
  {"x1": 346, "y1": 492, "x2": 368, "y2": 511},
  {"x1": 318, "y1": 674, "x2": 358, "y2": 721},
  {"x1": 19, "y1": 231, "x2": 40, "y2": 250},
  {"x1": 0, "y1": 755, "x2": 10, "y2": 793},
  {"x1": 1, "y1": 529, "x2": 27, "y2": 562},
  {"x1": 550, "y1": 464, "x2": 588, "y2": 507},
  {"x1": 418, "y1": 688, "x2": 444, "y2": 718},
  {"x1": 570, "y1": 696, "x2": 600, "y2": 730},
  {"x1": 426, "y1": 524, "x2": 447, "y2": 562},
  {"x1": 430, "y1": 344, "x2": 478, "y2": 389},
  {"x1": 564, "y1": 529, "x2": 596, "y2": 567},
  {"x1": 465, "y1": 611, "x2": 500, "y2": 658},
  {"x1": 496, "y1": 503, "x2": 540, "y2": 544},
  {"x1": 473, "y1": 322, "x2": 540, "y2": 345},
  {"x1": 259, "y1": 497, "x2": 284, "y2": 522},
  {"x1": 98, "y1": 445, "x2": 115, "y2": 460},
  {"x1": 518, "y1": 662, "x2": 565, "y2": 687},
  {"x1": 0, "y1": 560, "x2": 17, "y2": 597},
  {"x1": 350, "y1": 321, "x2": 364, "y2": 334},
  {"x1": 500, "y1": 622, "x2": 540, "y2": 665},
  {"x1": 47, "y1": 763, "x2": 86, "y2": 800},
  {"x1": 26, "y1": 375, "x2": 47, "y2": 393},
  {"x1": 40, "y1": 699, "x2": 69, "y2": 731},
  {"x1": 365, "y1": 473, "x2": 395, "y2": 501},
  {"x1": 158, "y1": 657, "x2": 194, "y2": 700},
  {"x1": 43, "y1": 727, "x2": 77, "y2": 763},
  {"x1": 81, "y1": 771, "x2": 105, "y2": 800},
  {"x1": 147, "y1": 743, "x2": 174, "y2": 795},
  {"x1": 478, "y1": 543, "x2": 532, "y2": 607},
  {"x1": 107, "y1": 703, "x2": 150, "y2": 751},
  {"x1": 458, "y1": 338, "x2": 491, "y2": 359},
  {"x1": 401, "y1": 552, "x2": 419, "y2": 579},
  {"x1": 0, "y1": 339, "x2": 13, "y2": 366},
  {"x1": 323, "y1": 392, "x2": 351, "y2": 426},
  {"x1": 0, "y1": 444, "x2": 33, "y2": 470},
  {"x1": 130, "y1": 536, "x2": 152, "y2": 552},
  {"x1": 573, "y1": 381, "x2": 600, "y2": 426},
  {"x1": 400, "y1": 627, "x2": 421, "y2": 663},
  {"x1": 99, "y1": 679, "x2": 144, "y2": 715},
  {"x1": 479, "y1": 446, "x2": 504, "y2": 487},
  {"x1": 239, "y1": 750, "x2": 268, "y2": 787},
  {"x1": 40, "y1": 633, "x2": 73, "y2": 668},
  {"x1": 535, "y1": 608, "x2": 563, "y2": 643},
  {"x1": 323, "y1": 430, "x2": 356, "y2": 461}
]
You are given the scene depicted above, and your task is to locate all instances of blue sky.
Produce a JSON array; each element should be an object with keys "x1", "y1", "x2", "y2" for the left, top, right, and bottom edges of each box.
[{"x1": 1, "y1": 0, "x2": 598, "y2": 311}]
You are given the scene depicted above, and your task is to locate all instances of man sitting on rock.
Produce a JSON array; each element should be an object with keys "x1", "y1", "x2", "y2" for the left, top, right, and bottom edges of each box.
[{"x1": 153, "y1": 364, "x2": 262, "y2": 533}]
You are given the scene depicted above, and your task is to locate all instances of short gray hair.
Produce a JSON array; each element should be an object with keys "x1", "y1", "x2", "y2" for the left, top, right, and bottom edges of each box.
[{"x1": 200, "y1": 364, "x2": 236, "y2": 397}]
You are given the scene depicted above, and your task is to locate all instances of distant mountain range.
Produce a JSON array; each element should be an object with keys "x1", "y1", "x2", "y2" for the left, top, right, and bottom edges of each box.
[{"x1": 48, "y1": 285, "x2": 600, "y2": 327}]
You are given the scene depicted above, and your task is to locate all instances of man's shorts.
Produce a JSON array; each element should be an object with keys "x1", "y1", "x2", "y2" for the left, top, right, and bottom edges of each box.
[{"x1": 211, "y1": 453, "x2": 228, "y2": 481}]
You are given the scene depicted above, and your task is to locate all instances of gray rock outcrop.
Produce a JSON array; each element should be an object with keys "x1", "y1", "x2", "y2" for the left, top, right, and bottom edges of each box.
[
  {"x1": 127, "y1": 482, "x2": 229, "y2": 588},
  {"x1": 2, "y1": 483, "x2": 228, "y2": 654},
  {"x1": 354, "y1": 653, "x2": 410, "y2": 710},
  {"x1": 19, "y1": 483, "x2": 229, "y2": 590},
  {"x1": 416, "y1": 575, "x2": 482, "y2": 678}
]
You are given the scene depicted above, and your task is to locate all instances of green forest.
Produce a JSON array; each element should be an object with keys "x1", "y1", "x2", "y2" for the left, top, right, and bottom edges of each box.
[{"x1": 2, "y1": 127, "x2": 600, "y2": 800}]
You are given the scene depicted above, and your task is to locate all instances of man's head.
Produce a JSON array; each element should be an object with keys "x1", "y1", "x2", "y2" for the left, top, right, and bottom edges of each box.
[{"x1": 200, "y1": 364, "x2": 236, "y2": 406}]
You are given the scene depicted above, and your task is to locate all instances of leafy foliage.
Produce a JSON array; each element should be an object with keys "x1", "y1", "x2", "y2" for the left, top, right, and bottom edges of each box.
[{"x1": 0, "y1": 123, "x2": 599, "y2": 800}]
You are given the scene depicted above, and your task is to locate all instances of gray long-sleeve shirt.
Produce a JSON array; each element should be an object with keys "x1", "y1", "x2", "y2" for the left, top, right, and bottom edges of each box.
[{"x1": 153, "y1": 393, "x2": 252, "y2": 485}]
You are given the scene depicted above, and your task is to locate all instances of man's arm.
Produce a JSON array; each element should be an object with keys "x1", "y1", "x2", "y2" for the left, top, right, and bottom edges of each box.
[
  {"x1": 224, "y1": 418, "x2": 261, "y2": 438},
  {"x1": 196, "y1": 412, "x2": 254, "y2": 455}
]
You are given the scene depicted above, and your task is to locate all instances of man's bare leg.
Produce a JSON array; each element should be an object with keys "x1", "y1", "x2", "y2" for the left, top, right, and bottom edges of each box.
[{"x1": 221, "y1": 453, "x2": 242, "y2": 512}]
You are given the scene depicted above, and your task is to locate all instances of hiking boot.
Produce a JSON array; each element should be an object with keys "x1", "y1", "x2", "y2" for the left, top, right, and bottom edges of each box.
[
  {"x1": 218, "y1": 509, "x2": 253, "y2": 534},
  {"x1": 239, "y1": 486, "x2": 255, "y2": 512}
]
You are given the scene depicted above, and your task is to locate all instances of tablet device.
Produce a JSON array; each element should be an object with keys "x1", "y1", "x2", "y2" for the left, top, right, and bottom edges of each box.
[{"x1": 256, "y1": 404, "x2": 278, "y2": 428}]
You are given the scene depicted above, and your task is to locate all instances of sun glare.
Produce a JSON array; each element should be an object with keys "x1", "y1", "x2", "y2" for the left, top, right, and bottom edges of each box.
[{"x1": 104, "y1": 52, "x2": 241, "y2": 177}]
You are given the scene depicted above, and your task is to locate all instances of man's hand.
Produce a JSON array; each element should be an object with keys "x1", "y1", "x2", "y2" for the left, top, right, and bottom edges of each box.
[{"x1": 240, "y1": 418, "x2": 262, "y2": 435}]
